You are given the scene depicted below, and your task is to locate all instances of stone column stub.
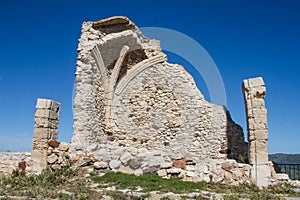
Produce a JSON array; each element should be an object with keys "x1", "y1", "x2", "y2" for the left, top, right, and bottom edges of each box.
[
  {"x1": 30, "y1": 98, "x2": 60, "y2": 174},
  {"x1": 242, "y1": 77, "x2": 270, "y2": 187}
]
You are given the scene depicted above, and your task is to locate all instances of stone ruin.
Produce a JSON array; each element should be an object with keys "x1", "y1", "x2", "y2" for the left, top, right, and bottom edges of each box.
[
  {"x1": 71, "y1": 16, "x2": 247, "y2": 160},
  {"x1": 69, "y1": 16, "x2": 271, "y2": 187},
  {"x1": 0, "y1": 16, "x2": 296, "y2": 188}
]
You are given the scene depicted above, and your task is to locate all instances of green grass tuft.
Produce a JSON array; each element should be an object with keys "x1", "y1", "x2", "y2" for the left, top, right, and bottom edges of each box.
[
  {"x1": 91, "y1": 172, "x2": 300, "y2": 199},
  {"x1": 91, "y1": 172, "x2": 209, "y2": 193},
  {"x1": 0, "y1": 166, "x2": 100, "y2": 199}
]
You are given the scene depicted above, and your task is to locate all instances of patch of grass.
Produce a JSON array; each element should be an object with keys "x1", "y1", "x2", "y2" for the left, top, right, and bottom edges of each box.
[
  {"x1": 91, "y1": 172, "x2": 209, "y2": 194},
  {"x1": 1, "y1": 169, "x2": 299, "y2": 199},
  {"x1": 0, "y1": 166, "x2": 100, "y2": 199},
  {"x1": 105, "y1": 190, "x2": 150, "y2": 200},
  {"x1": 91, "y1": 172, "x2": 300, "y2": 199}
]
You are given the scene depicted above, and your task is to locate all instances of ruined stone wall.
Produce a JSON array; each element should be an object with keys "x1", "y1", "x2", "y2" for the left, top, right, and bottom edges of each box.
[
  {"x1": 112, "y1": 62, "x2": 246, "y2": 159},
  {"x1": 71, "y1": 16, "x2": 247, "y2": 161},
  {"x1": 0, "y1": 152, "x2": 31, "y2": 177}
]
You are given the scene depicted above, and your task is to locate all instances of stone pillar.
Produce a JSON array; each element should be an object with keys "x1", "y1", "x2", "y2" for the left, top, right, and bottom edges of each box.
[
  {"x1": 31, "y1": 98, "x2": 60, "y2": 173},
  {"x1": 242, "y1": 77, "x2": 270, "y2": 187}
]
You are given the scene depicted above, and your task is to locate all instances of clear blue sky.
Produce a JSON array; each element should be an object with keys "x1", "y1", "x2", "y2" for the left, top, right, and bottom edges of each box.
[{"x1": 0, "y1": 0, "x2": 299, "y2": 153}]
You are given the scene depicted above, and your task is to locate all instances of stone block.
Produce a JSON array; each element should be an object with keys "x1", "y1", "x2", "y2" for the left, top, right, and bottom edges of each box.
[
  {"x1": 221, "y1": 160, "x2": 238, "y2": 172},
  {"x1": 232, "y1": 168, "x2": 243, "y2": 180},
  {"x1": 250, "y1": 98, "x2": 265, "y2": 108},
  {"x1": 128, "y1": 159, "x2": 142, "y2": 169},
  {"x1": 58, "y1": 142, "x2": 70, "y2": 151},
  {"x1": 186, "y1": 171, "x2": 196, "y2": 177},
  {"x1": 51, "y1": 101, "x2": 60, "y2": 112},
  {"x1": 35, "y1": 118, "x2": 58, "y2": 129},
  {"x1": 255, "y1": 141, "x2": 268, "y2": 153},
  {"x1": 31, "y1": 150, "x2": 47, "y2": 161},
  {"x1": 47, "y1": 154, "x2": 59, "y2": 164},
  {"x1": 161, "y1": 162, "x2": 173, "y2": 169},
  {"x1": 248, "y1": 120, "x2": 267, "y2": 131},
  {"x1": 134, "y1": 168, "x2": 143, "y2": 176},
  {"x1": 186, "y1": 165, "x2": 195, "y2": 171},
  {"x1": 224, "y1": 171, "x2": 232, "y2": 182},
  {"x1": 255, "y1": 153, "x2": 269, "y2": 165},
  {"x1": 254, "y1": 130, "x2": 268, "y2": 140},
  {"x1": 118, "y1": 165, "x2": 134, "y2": 174},
  {"x1": 35, "y1": 109, "x2": 50, "y2": 118},
  {"x1": 33, "y1": 128, "x2": 49, "y2": 139},
  {"x1": 120, "y1": 152, "x2": 132, "y2": 165},
  {"x1": 248, "y1": 131, "x2": 268, "y2": 142},
  {"x1": 18, "y1": 161, "x2": 26, "y2": 172},
  {"x1": 94, "y1": 161, "x2": 108, "y2": 169},
  {"x1": 49, "y1": 110, "x2": 59, "y2": 120},
  {"x1": 167, "y1": 168, "x2": 182, "y2": 174},
  {"x1": 157, "y1": 169, "x2": 167, "y2": 177},
  {"x1": 48, "y1": 140, "x2": 60, "y2": 148},
  {"x1": 49, "y1": 130, "x2": 59, "y2": 140},
  {"x1": 51, "y1": 164, "x2": 62, "y2": 170},
  {"x1": 242, "y1": 79, "x2": 249, "y2": 90},
  {"x1": 109, "y1": 160, "x2": 121, "y2": 169},
  {"x1": 247, "y1": 77, "x2": 265, "y2": 88},
  {"x1": 275, "y1": 173, "x2": 290, "y2": 181},
  {"x1": 36, "y1": 98, "x2": 52, "y2": 109},
  {"x1": 255, "y1": 164, "x2": 271, "y2": 187},
  {"x1": 173, "y1": 157, "x2": 186, "y2": 170},
  {"x1": 30, "y1": 159, "x2": 47, "y2": 174}
]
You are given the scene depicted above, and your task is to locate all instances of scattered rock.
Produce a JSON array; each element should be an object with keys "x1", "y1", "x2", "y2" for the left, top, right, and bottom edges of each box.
[
  {"x1": 51, "y1": 164, "x2": 62, "y2": 170},
  {"x1": 109, "y1": 160, "x2": 121, "y2": 169},
  {"x1": 157, "y1": 169, "x2": 167, "y2": 177},
  {"x1": 275, "y1": 173, "x2": 290, "y2": 181},
  {"x1": 167, "y1": 168, "x2": 182, "y2": 174},
  {"x1": 224, "y1": 171, "x2": 232, "y2": 182},
  {"x1": 18, "y1": 161, "x2": 26, "y2": 172},
  {"x1": 47, "y1": 154, "x2": 58, "y2": 164},
  {"x1": 58, "y1": 142, "x2": 70, "y2": 151},
  {"x1": 128, "y1": 159, "x2": 141, "y2": 169},
  {"x1": 143, "y1": 166, "x2": 160, "y2": 174},
  {"x1": 48, "y1": 140, "x2": 60, "y2": 148},
  {"x1": 186, "y1": 171, "x2": 196, "y2": 177},
  {"x1": 134, "y1": 168, "x2": 143, "y2": 176},
  {"x1": 120, "y1": 152, "x2": 132, "y2": 165},
  {"x1": 118, "y1": 165, "x2": 134, "y2": 174},
  {"x1": 232, "y1": 169, "x2": 243, "y2": 180},
  {"x1": 94, "y1": 161, "x2": 108, "y2": 169},
  {"x1": 221, "y1": 160, "x2": 237, "y2": 172}
]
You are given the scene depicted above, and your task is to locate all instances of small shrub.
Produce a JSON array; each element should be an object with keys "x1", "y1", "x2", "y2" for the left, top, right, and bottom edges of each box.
[{"x1": 237, "y1": 154, "x2": 249, "y2": 164}]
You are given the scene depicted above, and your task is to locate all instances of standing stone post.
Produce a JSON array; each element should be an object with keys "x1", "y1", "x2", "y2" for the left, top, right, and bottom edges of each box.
[
  {"x1": 30, "y1": 98, "x2": 60, "y2": 174},
  {"x1": 242, "y1": 77, "x2": 270, "y2": 187}
]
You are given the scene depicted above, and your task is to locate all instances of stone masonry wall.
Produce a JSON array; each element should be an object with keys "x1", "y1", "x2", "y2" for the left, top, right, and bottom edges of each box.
[
  {"x1": 0, "y1": 152, "x2": 31, "y2": 177},
  {"x1": 71, "y1": 16, "x2": 247, "y2": 162}
]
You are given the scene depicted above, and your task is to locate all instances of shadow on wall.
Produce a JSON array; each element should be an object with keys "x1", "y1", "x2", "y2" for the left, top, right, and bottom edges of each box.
[{"x1": 225, "y1": 108, "x2": 248, "y2": 162}]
